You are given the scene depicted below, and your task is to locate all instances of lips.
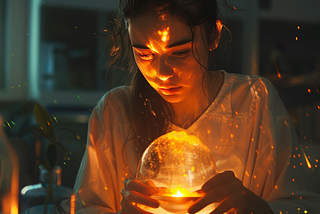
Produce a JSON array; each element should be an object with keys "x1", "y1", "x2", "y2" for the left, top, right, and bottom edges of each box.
[{"x1": 158, "y1": 86, "x2": 182, "y2": 95}]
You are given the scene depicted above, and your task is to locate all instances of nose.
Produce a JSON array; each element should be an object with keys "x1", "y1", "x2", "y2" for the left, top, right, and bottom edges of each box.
[{"x1": 156, "y1": 55, "x2": 174, "y2": 81}]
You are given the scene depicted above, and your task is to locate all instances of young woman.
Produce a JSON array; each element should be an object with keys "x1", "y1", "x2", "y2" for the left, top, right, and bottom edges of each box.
[{"x1": 74, "y1": 0, "x2": 320, "y2": 213}]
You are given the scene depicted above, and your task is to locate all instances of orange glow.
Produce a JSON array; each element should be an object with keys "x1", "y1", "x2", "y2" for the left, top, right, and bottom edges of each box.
[
  {"x1": 318, "y1": 106, "x2": 320, "y2": 109},
  {"x1": 165, "y1": 187, "x2": 203, "y2": 198},
  {"x1": 147, "y1": 43, "x2": 160, "y2": 53},
  {"x1": 11, "y1": 206, "x2": 18, "y2": 214},
  {"x1": 295, "y1": 37, "x2": 298, "y2": 41},
  {"x1": 0, "y1": 121, "x2": 19, "y2": 214},
  {"x1": 308, "y1": 89, "x2": 311, "y2": 93},
  {"x1": 233, "y1": 6, "x2": 237, "y2": 10},
  {"x1": 297, "y1": 26, "x2": 300, "y2": 29},
  {"x1": 172, "y1": 190, "x2": 184, "y2": 197},
  {"x1": 158, "y1": 27, "x2": 170, "y2": 43},
  {"x1": 70, "y1": 194, "x2": 76, "y2": 214},
  {"x1": 300, "y1": 144, "x2": 312, "y2": 169}
]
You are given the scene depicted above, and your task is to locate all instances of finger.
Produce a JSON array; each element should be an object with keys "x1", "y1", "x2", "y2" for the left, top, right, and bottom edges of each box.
[
  {"x1": 121, "y1": 188, "x2": 159, "y2": 208},
  {"x1": 210, "y1": 189, "x2": 246, "y2": 214},
  {"x1": 120, "y1": 198, "x2": 154, "y2": 214},
  {"x1": 145, "y1": 180, "x2": 156, "y2": 188},
  {"x1": 124, "y1": 178, "x2": 154, "y2": 196},
  {"x1": 189, "y1": 178, "x2": 243, "y2": 214},
  {"x1": 202, "y1": 171, "x2": 236, "y2": 192}
]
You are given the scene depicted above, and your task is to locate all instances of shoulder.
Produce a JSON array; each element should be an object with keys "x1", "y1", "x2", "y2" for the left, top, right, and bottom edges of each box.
[
  {"x1": 224, "y1": 71, "x2": 278, "y2": 99},
  {"x1": 93, "y1": 85, "x2": 132, "y2": 119},
  {"x1": 223, "y1": 71, "x2": 283, "y2": 114},
  {"x1": 225, "y1": 72, "x2": 274, "y2": 91}
]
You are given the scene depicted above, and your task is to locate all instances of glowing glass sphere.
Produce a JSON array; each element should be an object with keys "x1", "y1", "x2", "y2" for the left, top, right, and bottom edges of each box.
[{"x1": 136, "y1": 131, "x2": 217, "y2": 213}]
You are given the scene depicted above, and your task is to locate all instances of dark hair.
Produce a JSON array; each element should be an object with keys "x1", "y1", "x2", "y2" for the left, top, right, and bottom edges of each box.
[{"x1": 108, "y1": 0, "x2": 230, "y2": 157}]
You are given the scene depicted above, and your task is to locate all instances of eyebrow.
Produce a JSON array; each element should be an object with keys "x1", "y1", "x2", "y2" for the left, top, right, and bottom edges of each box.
[{"x1": 131, "y1": 38, "x2": 192, "y2": 49}]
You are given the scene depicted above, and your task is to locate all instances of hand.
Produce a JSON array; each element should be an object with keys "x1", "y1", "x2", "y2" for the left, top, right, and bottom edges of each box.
[
  {"x1": 117, "y1": 177, "x2": 160, "y2": 214},
  {"x1": 188, "y1": 171, "x2": 274, "y2": 214}
]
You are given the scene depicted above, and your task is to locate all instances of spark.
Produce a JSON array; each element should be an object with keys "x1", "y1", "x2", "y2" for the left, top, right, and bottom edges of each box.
[
  {"x1": 6, "y1": 120, "x2": 13, "y2": 131},
  {"x1": 300, "y1": 143, "x2": 312, "y2": 169},
  {"x1": 295, "y1": 37, "x2": 298, "y2": 41},
  {"x1": 77, "y1": 95, "x2": 83, "y2": 102},
  {"x1": 297, "y1": 26, "x2": 300, "y2": 29},
  {"x1": 53, "y1": 115, "x2": 59, "y2": 125},
  {"x1": 308, "y1": 89, "x2": 311, "y2": 93},
  {"x1": 271, "y1": 53, "x2": 281, "y2": 78}
]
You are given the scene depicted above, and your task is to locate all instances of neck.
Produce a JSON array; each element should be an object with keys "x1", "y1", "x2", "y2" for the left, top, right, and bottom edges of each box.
[{"x1": 170, "y1": 71, "x2": 223, "y2": 129}]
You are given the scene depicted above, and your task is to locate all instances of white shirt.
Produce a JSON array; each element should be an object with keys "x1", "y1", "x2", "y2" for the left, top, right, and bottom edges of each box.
[{"x1": 74, "y1": 71, "x2": 320, "y2": 213}]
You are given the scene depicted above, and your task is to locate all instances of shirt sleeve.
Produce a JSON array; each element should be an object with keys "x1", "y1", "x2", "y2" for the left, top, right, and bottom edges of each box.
[
  {"x1": 242, "y1": 77, "x2": 320, "y2": 213},
  {"x1": 73, "y1": 92, "x2": 121, "y2": 214}
]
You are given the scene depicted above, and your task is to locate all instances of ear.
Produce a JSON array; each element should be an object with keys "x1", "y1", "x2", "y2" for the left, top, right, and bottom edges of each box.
[{"x1": 209, "y1": 20, "x2": 223, "y2": 51}]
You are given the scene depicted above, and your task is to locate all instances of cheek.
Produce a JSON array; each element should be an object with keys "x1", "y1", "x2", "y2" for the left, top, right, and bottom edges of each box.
[
  {"x1": 175, "y1": 58, "x2": 204, "y2": 80},
  {"x1": 133, "y1": 54, "x2": 157, "y2": 78}
]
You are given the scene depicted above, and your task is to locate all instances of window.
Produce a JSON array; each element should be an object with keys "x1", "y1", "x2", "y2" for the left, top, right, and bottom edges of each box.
[{"x1": 39, "y1": 5, "x2": 126, "y2": 92}]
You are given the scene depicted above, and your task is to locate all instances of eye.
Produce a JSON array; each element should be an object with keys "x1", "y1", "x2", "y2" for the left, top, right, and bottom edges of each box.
[
  {"x1": 138, "y1": 53, "x2": 155, "y2": 60},
  {"x1": 171, "y1": 50, "x2": 190, "y2": 57}
]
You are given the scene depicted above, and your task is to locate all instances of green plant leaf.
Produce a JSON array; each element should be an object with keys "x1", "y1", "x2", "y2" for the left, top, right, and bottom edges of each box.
[
  {"x1": 45, "y1": 143, "x2": 58, "y2": 170},
  {"x1": 33, "y1": 102, "x2": 55, "y2": 139}
]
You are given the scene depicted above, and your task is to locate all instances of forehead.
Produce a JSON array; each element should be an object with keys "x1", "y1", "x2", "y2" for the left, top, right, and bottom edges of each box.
[{"x1": 127, "y1": 14, "x2": 192, "y2": 46}]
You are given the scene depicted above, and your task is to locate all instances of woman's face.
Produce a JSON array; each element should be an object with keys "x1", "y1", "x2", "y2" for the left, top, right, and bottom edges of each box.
[{"x1": 128, "y1": 14, "x2": 211, "y2": 104}]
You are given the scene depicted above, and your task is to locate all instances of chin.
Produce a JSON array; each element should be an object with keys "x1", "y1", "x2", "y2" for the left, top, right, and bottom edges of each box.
[{"x1": 159, "y1": 93, "x2": 184, "y2": 104}]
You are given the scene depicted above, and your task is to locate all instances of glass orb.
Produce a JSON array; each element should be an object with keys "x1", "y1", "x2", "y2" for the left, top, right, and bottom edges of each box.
[{"x1": 136, "y1": 131, "x2": 217, "y2": 213}]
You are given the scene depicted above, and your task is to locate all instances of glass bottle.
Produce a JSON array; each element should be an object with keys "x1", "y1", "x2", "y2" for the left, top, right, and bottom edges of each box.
[
  {"x1": 0, "y1": 116, "x2": 19, "y2": 214},
  {"x1": 20, "y1": 165, "x2": 75, "y2": 214}
]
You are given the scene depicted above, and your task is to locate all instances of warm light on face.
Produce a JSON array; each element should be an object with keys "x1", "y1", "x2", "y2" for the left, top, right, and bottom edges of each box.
[
  {"x1": 128, "y1": 14, "x2": 217, "y2": 104},
  {"x1": 147, "y1": 43, "x2": 160, "y2": 53},
  {"x1": 158, "y1": 27, "x2": 170, "y2": 42}
]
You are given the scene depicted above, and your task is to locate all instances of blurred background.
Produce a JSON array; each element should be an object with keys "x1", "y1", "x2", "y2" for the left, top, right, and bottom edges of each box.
[{"x1": 0, "y1": 0, "x2": 319, "y2": 197}]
